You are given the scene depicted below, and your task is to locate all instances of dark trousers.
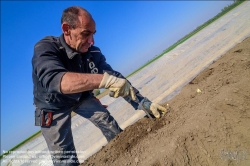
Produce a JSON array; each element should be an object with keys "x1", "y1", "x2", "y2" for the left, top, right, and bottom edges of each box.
[{"x1": 41, "y1": 97, "x2": 122, "y2": 166}]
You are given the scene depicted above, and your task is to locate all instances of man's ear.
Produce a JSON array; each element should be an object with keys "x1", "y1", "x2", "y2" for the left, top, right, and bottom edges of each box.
[{"x1": 62, "y1": 23, "x2": 70, "y2": 35}]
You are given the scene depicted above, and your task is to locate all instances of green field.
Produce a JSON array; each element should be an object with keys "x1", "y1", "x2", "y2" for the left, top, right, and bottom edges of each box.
[{"x1": 0, "y1": 0, "x2": 245, "y2": 159}]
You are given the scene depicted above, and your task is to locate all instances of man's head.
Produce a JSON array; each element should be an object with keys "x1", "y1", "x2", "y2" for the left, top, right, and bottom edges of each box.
[{"x1": 61, "y1": 6, "x2": 96, "y2": 53}]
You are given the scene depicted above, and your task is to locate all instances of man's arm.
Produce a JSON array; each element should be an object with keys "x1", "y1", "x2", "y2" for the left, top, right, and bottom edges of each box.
[
  {"x1": 33, "y1": 40, "x2": 104, "y2": 94},
  {"x1": 94, "y1": 48, "x2": 168, "y2": 118},
  {"x1": 60, "y1": 72, "x2": 103, "y2": 94},
  {"x1": 33, "y1": 41, "x2": 132, "y2": 97}
]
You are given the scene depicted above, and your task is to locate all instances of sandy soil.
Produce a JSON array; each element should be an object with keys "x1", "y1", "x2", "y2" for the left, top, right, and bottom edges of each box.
[{"x1": 81, "y1": 37, "x2": 250, "y2": 166}]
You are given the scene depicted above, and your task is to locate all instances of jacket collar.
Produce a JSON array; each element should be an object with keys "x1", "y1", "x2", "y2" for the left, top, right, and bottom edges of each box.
[{"x1": 59, "y1": 34, "x2": 80, "y2": 59}]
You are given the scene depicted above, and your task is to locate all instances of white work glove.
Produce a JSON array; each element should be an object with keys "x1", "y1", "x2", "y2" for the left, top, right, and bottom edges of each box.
[
  {"x1": 99, "y1": 72, "x2": 136, "y2": 100},
  {"x1": 139, "y1": 98, "x2": 168, "y2": 118}
]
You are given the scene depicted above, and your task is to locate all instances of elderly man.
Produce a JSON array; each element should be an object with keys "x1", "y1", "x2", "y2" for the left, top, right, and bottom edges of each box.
[{"x1": 32, "y1": 6, "x2": 167, "y2": 165}]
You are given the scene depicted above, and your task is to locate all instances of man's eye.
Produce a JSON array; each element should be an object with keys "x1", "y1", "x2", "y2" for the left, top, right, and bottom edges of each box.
[{"x1": 81, "y1": 32, "x2": 90, "y2": 37}]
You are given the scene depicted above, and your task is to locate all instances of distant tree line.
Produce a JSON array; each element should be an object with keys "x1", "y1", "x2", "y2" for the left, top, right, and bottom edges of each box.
[{"x1": 174, "y1": 0, "x2": 245, "y2": 46}]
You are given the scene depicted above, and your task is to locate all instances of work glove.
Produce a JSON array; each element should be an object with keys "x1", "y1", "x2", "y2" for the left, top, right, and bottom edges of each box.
[
  {"x1": 99, "y1": 72, "x2": 136, "y2": 100},
  {"x1": 138, "y1": 98, "x2": 167, "y2": 118}
]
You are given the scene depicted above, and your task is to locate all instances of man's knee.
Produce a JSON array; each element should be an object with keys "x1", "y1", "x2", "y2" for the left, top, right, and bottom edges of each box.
[
  {"x1": 94, "y1": 112, "x2": 122, "y2": 141},
  {"x1": 96, "y1": 112, "x2": 116, "y2": 127}
]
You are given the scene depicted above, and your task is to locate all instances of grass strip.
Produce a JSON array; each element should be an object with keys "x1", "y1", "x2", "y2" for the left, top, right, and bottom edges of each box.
[
  {"x1": 126, "y1": 0, "x2": 245, "y2": 78},
  {"x1": 0, "y1": 130, "x2": 41, "y2": 159}
]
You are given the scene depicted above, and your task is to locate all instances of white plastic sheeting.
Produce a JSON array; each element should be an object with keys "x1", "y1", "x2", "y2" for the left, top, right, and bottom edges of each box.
[{"x1": 1, "y1": 2, "x2": 250, "y2": 165}]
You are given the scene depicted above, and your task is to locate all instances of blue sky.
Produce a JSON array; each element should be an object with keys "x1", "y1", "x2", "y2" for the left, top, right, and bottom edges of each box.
[{"x1": 1, "y1": 1, "x2": 233, "y2": 154}]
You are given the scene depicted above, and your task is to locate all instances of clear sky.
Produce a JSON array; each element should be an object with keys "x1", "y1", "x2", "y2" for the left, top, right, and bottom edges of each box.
[{"x1": 1, "y1": 1, "x2": 233, "y2": 154}]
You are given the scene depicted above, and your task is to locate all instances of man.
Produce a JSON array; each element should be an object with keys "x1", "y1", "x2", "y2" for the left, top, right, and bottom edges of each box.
[{"x1": 32, "y1": 6, "x2": 167, "y2": 165}]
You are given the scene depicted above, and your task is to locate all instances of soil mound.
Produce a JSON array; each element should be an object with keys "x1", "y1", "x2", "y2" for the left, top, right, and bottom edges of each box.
[{"x1": 82, "y1": 37, "x2": 250, "y2": 166}]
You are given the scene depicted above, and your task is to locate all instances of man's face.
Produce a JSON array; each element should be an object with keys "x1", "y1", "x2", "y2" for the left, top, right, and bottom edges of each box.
[{"x1": 67, "y1": 14, "x2": 96, "y2": 53}]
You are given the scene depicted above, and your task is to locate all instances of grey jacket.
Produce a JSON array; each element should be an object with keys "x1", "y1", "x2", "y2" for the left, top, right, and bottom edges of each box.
[{"x1": 32, "y1": 34, "x2": 144, "y2": 111}]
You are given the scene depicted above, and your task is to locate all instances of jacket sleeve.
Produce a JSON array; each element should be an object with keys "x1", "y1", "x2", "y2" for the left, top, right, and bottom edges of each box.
[
  {"x1": 96, "y1": 48, "x2": 145, "y2": 110},
  {"x1": 32, "y1": 40, "x2": 67, "y2": 93}
]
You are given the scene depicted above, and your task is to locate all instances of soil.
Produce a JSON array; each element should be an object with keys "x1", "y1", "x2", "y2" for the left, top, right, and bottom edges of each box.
[{"x1": 81, "y1": 37, "x2": 250, "y2": 166}]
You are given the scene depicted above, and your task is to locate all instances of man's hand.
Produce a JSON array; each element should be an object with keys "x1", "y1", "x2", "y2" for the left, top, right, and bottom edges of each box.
[
  {"x1": 149, "y1": 102, "x2": 167, "y2": 118},
  {"x1": 99, "y1": 72, "x2": 136, "y2": 100},
  {"x1": 139, "y1": 98, "x2": 168, "y2": 118}
]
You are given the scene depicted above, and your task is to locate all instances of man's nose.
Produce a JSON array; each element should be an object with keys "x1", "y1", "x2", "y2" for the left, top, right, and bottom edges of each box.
[{"x1": 88, "y1": 35, "x2": 94, "y2": 46}]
